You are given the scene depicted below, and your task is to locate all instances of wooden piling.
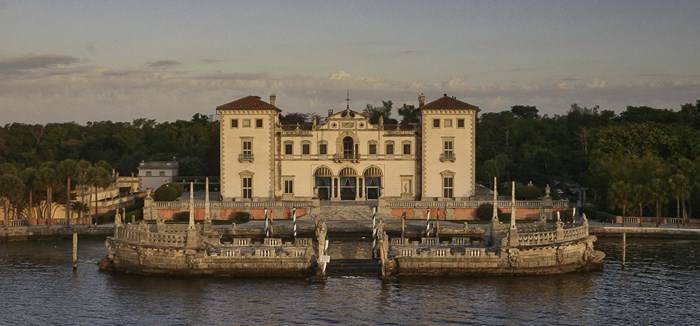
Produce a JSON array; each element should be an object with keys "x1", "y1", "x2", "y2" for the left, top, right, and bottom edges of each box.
[
  {"x1": 72, "y1": 233, "x2": 78, "y2": 270},
  {"x1": 621, "y1": 232, "x2": 626, "y2": 270}
]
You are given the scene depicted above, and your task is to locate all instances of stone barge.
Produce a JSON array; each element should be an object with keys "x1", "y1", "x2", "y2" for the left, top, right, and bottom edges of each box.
[
  {"x1": 375, "y1": 183, "x2": 605, "y2": 278},
  {"x1": 99, "y1": 183, "x2": 329, "y2": 278}
]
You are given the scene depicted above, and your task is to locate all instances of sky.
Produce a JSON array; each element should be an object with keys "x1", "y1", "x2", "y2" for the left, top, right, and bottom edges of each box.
[{"x1": 1, "y1": 0, "x2": 699, "y2": 124}]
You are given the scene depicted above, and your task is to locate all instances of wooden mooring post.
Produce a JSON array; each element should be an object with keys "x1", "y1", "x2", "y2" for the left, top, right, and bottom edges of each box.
[
  {"x1": 621, "y1": 232, "x2": 626, "y2": 270},
  {"x1": 72, "y1": 233, "x2": 78, "y2": 270}
]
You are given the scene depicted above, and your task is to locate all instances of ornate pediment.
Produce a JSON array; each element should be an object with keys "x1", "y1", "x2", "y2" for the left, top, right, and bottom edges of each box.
[{"x1": 319, "y1": 108, "x2": 375, "y2": 130}]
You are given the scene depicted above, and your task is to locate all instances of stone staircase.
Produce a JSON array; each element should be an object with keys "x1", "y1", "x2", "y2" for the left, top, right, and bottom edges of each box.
[{"x1": 319, "y1": 204, "x2": 375, "y2": 220}]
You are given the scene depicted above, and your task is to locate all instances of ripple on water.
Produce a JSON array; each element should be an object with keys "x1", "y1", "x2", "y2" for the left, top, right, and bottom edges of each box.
[{"x1": 1, "y1": 238, "x2": 699, "y2": 325}]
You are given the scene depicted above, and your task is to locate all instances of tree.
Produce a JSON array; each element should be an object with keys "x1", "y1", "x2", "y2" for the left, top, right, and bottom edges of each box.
[
  {"x1": 365, "y1": 101, "x2": 397, "y2": 125},
  {"x1": 397, "y1": 104, "x2": 418, "y2": 127},
  {"x1": 75, "y1": 160, "x2": 92, "y2": 221},
  {"x1": 510, "y1": 105, "x2": 539, "y2": 119},
  {"x1": 0, "y1": 173, "x2": 24, "y2": 225},
  {"x1": 85, "y1": 164, "x2": 112, "y2": 222},
  {"x1": 279, "y1": 112, "x2": 308, "y2": 125},
  {"x1": 35, "y1": 162, "x2": 58, "y2": 224},
  {"x1": 669, "y1": 174, "x2": 690, "y2": 221},
  {"x1": 56, "y1": 159, "x2": 80, "y2": 224}
]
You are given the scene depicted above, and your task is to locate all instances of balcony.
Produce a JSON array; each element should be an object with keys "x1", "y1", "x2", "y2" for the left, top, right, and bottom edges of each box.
[
  {"x1": 333, "y1": 153, "x2": 360, "y2": 163},
  {"x1": 238, "y1": 153, "x2": 254, "y2": 162},
  {"x1": 440, "y1": 152, "x2": 456, "y2": 162}
]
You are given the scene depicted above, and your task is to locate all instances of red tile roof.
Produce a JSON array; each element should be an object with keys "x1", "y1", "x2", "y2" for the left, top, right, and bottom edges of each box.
[
  {"x1": 216, "y1": 95, "x2": 281, "y2": 112},
  {"x1": 420, "y1": 94, "x2": 478, "y2": 111}
]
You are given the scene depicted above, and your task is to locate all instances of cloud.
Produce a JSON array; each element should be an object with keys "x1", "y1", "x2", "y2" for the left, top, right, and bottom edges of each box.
[
  {"x1": 0, "y1": 54, "x2": 85, "y2": 74},
  {"x1": 147, "y1": 60, "x2": 181, "y2": 68},
  {"x1": 1, "y1": 54, "x2": 699, "y2": 124},
  {"x1": 197, "y1": 72, "x2": 270, "y2": 80},
  {"x1": 328, "y1": 70, "x2": 352, "y2": 81},
  {"x1": 202, "y1": 58, "x2": 220, "y2": 64}
]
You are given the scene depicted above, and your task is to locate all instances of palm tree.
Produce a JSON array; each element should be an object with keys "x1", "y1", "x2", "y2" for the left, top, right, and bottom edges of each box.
[
  {"x1": 36, "y1": 162, "x2": 58, "y2": 224},
  {"x1": 649, "y1": 177, "x2": 668, "y2": 227},
  {"x1": 75, "y1": 160, "x2": 92, "y2": 222},
  {"x1": 20, "y1": 167, "x2": 39, "y2": 222},
  {"x1": 669, "y1": 174, "x2": 691, "y2": 222},
  {"x1": 56, "y1": 159, "x2": 80, "y2": 225},
  {"x1": 85, "y1": 165, "x2": 112, "y2": 223},
  {"x1": 0, "y1": 173, "x2": 25, "y2": 225},
  {"x1": 609, "y1": 181, "x2": 632, "y2": 226}
]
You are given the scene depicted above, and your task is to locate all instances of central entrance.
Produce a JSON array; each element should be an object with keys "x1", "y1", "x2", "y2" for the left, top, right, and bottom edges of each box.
[{"x1": 339, "y1": 167, "x2": 357, "y2": 200}]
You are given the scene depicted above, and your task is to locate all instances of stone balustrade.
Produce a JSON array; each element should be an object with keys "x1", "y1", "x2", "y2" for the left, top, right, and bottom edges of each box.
[
  {"x1": 515, "y1": 224, "x2": 589, "y2": 247},
  {"x1": 387, "y1": 199, "x2": 569, "y2": 209},
  {"x1": 392, "y1": 245, "x2": 492, "y2": 259}
]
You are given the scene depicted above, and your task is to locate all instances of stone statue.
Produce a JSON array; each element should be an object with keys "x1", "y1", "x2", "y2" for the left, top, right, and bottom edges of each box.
[{"x1": 545, "y1": 184, "x2": 551, "y2": 197}]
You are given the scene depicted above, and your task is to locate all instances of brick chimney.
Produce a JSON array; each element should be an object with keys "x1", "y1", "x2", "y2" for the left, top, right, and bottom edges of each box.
[{"x1": 269, "y1": 94, "x2": 276, "y2": 106}]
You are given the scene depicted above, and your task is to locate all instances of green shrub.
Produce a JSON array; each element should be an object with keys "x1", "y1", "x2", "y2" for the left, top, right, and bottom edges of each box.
[
  {"x1": 231, "y1": 211, "x2": 251, "y2": 224},
  {"x1": 172, "y1": 211, "x2": 190, "y2": 222},
  {"x1": 476, "y1": 203, "x2": 495, "y2": 220},
  {"x1": 154, "y1": 183, "x2": 183, "y2": 201},
  {"x1": 517, "y1": 184, "x2": 542, "y2": 200}
]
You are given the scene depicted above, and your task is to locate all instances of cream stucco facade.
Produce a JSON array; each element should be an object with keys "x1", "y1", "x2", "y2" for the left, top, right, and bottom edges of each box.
[{"x1": 217, "y1": 94, "x2": 477, "y2": 202}]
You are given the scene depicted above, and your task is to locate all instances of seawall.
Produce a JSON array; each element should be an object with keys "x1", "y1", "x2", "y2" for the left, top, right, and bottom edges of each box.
[
  {"x1": 590, "y1": 226, "x2": 700, "y2": 239},
  {"x1": 1, "y1": 225, "x2": 113, "y2": 242}
]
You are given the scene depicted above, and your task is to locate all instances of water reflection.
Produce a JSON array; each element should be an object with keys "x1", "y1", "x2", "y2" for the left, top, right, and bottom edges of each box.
[{"x1": 1, "y1": 238, "x2": 699, "y2": 325}]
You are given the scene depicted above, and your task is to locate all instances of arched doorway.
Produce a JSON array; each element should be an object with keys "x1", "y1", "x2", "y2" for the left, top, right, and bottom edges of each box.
[
  {"x1": 343, "y1": 136, "x2": 354, "y2": 159},
  {"x1": 314, "y1": 166, "x2": 333, "y2": 200},
  {"x1": 339, "y1": 167, "x2": 357, "y2": 200},
  {"x1": 364, "y1": 166, "x2": 382, "y2": 199}
]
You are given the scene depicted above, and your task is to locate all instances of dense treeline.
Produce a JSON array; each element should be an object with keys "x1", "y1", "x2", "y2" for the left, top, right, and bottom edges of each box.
[
  {"x1": 2, "y1": 100, "x2": 700, "y2": 219},
  {"x1": 0, "y1": 113, "x2": 219, "y2": 176},
  {"x1": 477, "y1": 100, "x2": 700, "y2": 219}
]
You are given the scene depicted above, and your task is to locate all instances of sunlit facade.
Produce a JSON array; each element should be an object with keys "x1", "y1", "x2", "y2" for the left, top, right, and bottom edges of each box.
[{"x1": 217, "y1": 94, "x2": 477, "y2": 202}]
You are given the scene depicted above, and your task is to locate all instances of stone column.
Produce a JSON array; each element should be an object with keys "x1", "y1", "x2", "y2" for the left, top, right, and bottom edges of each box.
[
  {"x1": 355, "y1": 177, "x2": 359, "y2": 200},
  {"x1": 188, "y1": 182, "x2": 195, "y2": 228},
  {"x1": 205, "y1": 177, "x2": 211, "y2": 222}
]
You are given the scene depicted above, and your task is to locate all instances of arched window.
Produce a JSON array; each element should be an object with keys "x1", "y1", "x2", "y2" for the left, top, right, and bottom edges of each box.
[{"x1": 343, "y1": 136, "x2": 354, "y2": 159}]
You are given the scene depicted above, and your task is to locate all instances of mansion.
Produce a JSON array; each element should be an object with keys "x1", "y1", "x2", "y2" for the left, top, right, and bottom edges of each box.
[{"x1": 217, "y1": 94, "x2": 478, "y2": 202}]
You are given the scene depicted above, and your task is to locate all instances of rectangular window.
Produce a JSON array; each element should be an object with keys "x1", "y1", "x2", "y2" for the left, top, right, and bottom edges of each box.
[
  {"x1": 403, "y1": 143, "x2": 411, "y2": 155},
  {"x1": 433, "y1": 119, "x2": 440, "y2": 128},
  {"x1": 243, "y1": 140, "x2": 253, "y2": 154},
  {"x1": 386, "y1": 142, "x2": 394, "y2": 155},
  {"x1": 243, "y1": 177, "x2": 253, "y2": 199},
  {"x1": 231, "y1": 119, "x2": 238, "y2": 128},
  {"x1": 443, "y1": 176, "x2": 454, "y2": 198},
  {"x1": 444, "y1": 119, "x2": 452, "y2": 127},
  {"x1": 285, "y1": 142, "x2": 293, "y2": 155},
  {"x1": 302, "y1": 143, "x2": 310, "y2": 155},
  {"x1": 243, "y1": 119, "x2": 251, "y2": 128},
  {"x1": 319, "y1": 143, "x2": 327, "y2": 155},
  {"x1": 159, "y1": 171, "x2": 165, "y2": 177},
  {"x1": 284, "y1": 180, "x2": 294, "y2": 194},
  {"x1": 457, "y1": 119, "x2": 465, "y2": 128},
  {"x1": 146, "y1": 171, "x2": 152, "y2": 177},
  {"x1": 443, "y1": 140, "x2": 454, "y2": 157},
  {"x1": 255, "y1": 119, "x2": 263, "y2": 128},
  {"x1": 369, "y1": 143, "x2": 377, "y2": 155}
]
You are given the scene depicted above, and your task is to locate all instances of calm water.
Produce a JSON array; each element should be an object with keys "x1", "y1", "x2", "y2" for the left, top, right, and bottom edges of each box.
[{"x1": 1, "y1": 237, "x2": 699, "y2": 325}]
